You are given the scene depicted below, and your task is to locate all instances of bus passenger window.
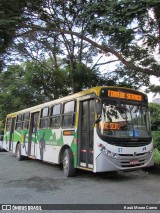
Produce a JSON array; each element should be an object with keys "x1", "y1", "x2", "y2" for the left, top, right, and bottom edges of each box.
[
  {"x1": 50, "y1": 104, "x2": 61, "y2": 128},
  {"x1": 40, "y1": 107, "x2": 49, "y2": 129},
  {"x1": 62, "y1": 101, "x2": 76, "y2": 128},
  {"x1": 22, "y1": 112, "x2": 30, "y2": 129},
  {"x1": 15, "y1": 115, "x2": 22, "y2": 130},
  {"x1": 6, "y1": 118, "x2": 11, "y2": 131}
]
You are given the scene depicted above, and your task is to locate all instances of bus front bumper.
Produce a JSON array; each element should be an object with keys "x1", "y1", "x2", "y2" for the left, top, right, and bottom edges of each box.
[{"x1": 95, "y1": 152, "x2": 154, "y2": 173}]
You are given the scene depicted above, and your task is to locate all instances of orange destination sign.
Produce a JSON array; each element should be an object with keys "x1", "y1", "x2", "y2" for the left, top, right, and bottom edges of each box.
[
  {"x1": 108, "y1": 90, "x2": 143, "y2": 101},
  {"x1": 99, "y1": 122, "x2": 120, "y2": 130}
]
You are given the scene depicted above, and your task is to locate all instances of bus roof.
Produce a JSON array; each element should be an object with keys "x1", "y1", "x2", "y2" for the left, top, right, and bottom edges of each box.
[{"x1": 6, "y1": 86, "x2": 146, "y2": 118}]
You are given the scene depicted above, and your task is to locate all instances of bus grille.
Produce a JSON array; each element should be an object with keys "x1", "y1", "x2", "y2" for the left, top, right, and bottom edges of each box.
[
  {"x1": 116, "y1": 152, "x2": 150, "y2": 168},
  {"x1": 109, "y1": 141, "x2": 151, "y2": 147}
]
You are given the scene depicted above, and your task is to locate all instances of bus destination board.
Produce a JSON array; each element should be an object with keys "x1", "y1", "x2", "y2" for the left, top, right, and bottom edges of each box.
[{"x1": 100, "y1": 89, "x2": 144, "y2": 102}]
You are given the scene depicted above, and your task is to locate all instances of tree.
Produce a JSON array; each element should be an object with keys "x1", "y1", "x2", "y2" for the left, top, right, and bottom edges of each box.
[
  {"x1": 24, "y1": 60, "x2": 71, "y2": 99},
  {"x1": 66, "y1": 62, "x2": 112, "y2": 92},
  {"x1": 0, "y1": 59, "x2": 108, "y2": 124},
  {"x1": 148, "y1": 84, "x2": 160, "y2": 94},
  {"x1": 149, "y1": 103, "x2": 160, "y2": 131},
  {"x1": 0, "y1": 0, "x2": 28, "y2": 69},
  {"x1": 106, "y1": 64, "x2": 151, "y2": 90},
  {"x1": 81, "y1": 0, "x2": 160, "y2": 77},
  {"x1": 0, "y1": 64, "x2": 45, "y2": 121},
  {"x1": 13, "y1": 0, "x2": 102, "y2": 92},
  {"x1": 18, "y1": 0, "x2": 160, "y2": 77},
  {"x1": 149, "y1": 102, "x2": 160, "y2": 150},
  {"x1": 1, "y1": 0, "x2": 160, "y2": 78}
]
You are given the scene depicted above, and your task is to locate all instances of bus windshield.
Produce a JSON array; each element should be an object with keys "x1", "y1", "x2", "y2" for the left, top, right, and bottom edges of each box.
[{"x1": 98, "y1": 101, "x2": 151, "y2": 138}]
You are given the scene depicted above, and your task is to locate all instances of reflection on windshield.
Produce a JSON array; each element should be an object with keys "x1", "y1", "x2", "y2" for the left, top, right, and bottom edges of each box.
[{"x1": 98, "y1": 102, "x2": 151, "y2": 138}]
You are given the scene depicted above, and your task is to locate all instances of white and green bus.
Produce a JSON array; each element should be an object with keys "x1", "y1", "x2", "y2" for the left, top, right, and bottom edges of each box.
[{"x1": 2, "y1": 86, "x2": 154, "y2": 176}]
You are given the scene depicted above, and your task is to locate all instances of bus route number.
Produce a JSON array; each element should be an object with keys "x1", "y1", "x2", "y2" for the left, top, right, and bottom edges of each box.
[{"x1": 118, "y1": 148, "x2": 123, "y2": 153}]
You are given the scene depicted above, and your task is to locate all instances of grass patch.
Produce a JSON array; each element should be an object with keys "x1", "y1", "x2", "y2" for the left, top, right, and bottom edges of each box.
[{"x1": 153, "y1": 149, "x2": 160, "y2": 165}]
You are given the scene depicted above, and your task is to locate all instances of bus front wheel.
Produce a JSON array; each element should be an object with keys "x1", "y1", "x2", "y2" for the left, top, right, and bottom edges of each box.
[{"x1": 63, "y1": 148, "x2": 75, "y2": 177}]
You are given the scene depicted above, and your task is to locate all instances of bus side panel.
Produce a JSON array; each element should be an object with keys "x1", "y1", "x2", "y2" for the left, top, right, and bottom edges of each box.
[
  {"x1": 35, "y1": 128, "x2": 77, "y2": 165},
  {"x1": 3, "y1": 131, "x2": 10, "y2": 151},
  {"x1": 20, "y1": 130, "x2": 29, "y2": 156},
  {"x1": 12, "y1": 130, "x2": 23, "y2": 154},
  {"x1": 36, "y1": 129, "x2": 62, "y2": 162},
  {"x1": 8, "y1": 130, "x2": 29, "y2": 156}
]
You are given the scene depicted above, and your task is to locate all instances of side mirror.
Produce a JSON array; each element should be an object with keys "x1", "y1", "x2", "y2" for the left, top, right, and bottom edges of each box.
[{"x1": 96, "y1": 102, "x2": 102, "y2": 115}]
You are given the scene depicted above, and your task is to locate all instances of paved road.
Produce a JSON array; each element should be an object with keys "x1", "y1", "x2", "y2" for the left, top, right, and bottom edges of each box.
[{"x1": 0, "y1": 152, "x2": 160, "y2": 212}]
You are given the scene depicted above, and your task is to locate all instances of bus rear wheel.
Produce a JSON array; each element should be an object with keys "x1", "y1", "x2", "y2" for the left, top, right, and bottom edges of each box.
[
  {"x1": 16, "y1": 143, "x2": 24, "y2": 161},
  {"x1": 63, "y1": 148, "x2": 75, "y2": 177}
]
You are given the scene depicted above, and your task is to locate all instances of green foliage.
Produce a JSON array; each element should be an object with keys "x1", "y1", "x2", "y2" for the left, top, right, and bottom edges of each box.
[
  {"x1": 148, "y1": 85, "x2": 160, "y2": 95},
  {"x1": 0, "y1": 0, "x2": 27, "y2": 68},
  {"x1": 152, "y1": 131, "x2": 160, "y2": 150},
  {"x1": 66, "y1": 62, "x2": 111, "y2": 93},
  {"x1": 149, "y1": 103, "x2": 160, "y2": 131},
  {"x1": 81, "y1": 0, "x2": 160, "y2": 77},
  {"x1": 153, "y1": 149, "x2": 160, "y2": 165},
  {"x1": 1, "y1": 0, "x2": 160, "y2": 127},
  {"x1": 0, "y1": 60, "x2": 108, "y2": 126},
  {"x1": 24, "y1": 60, "x2": 71, "y2": 99},
  {"x1": 1, "y1": 0, "x2": 160, "y2": 78},
  {"x1": 107, "y1": 64, "x2": 150, "y2": 89},
  {"x1": 0, "y1": 63, "x2": 46, "y2": 122}
]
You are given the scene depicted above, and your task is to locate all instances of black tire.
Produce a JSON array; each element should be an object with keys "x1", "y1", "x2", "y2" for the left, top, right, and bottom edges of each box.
[
  {"x1": 63, "y1": 148, "x2": 75, "y2": 177},
  {"x1": 16, "y1": 143, "x2": 24, "y2": 161}
]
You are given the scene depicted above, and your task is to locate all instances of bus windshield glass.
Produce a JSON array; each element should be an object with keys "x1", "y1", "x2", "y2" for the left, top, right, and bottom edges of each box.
[{"x1": 98, "y1": 101, "x2": 151, "y2": 138}]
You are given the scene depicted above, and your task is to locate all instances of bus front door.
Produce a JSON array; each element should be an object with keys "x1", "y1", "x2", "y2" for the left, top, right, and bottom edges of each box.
[
  {"x1": 78, "y1": 99, "x2": 94, "y2": 169},
  {"x1": 28, "y1": 112, "x2": 39, "y2": 157}
]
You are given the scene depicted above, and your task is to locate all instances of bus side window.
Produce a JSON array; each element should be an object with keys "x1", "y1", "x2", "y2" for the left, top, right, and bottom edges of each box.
[
  {"x1": 62, "y1": 101, "x2": 76, "y2": 128},
  {"x1": 15, "y1": 115, "x2": 22, "y2": 130},
  {"x1": 6, "y1": 118, "x2": 12, "y2": 131},
  {"x1": 50, "y1": 104, "x2": 61, "y2": 128},
  {"x1": 40, "y1": 107, "x2": 49, "y2": 129},
  {"x1": 22, "y1": 112, "x2": 30, "y2": 129}
]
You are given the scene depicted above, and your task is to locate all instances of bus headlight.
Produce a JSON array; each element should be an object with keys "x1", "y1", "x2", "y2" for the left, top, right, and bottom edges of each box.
[{"x1": 97, "y1": 143, "x2": 118, "y2": 159}]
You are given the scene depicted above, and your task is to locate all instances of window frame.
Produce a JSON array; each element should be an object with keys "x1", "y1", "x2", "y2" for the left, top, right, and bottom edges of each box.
[
  {"x1": 50, "y1": 103, "x2": 61, "y2": 129},
  {"x1": 22, "y1": 112, "x2": 30, "y2": 130},
  {"x1": 62, "y1": 100, "x2": 76, "y2": 128},
  {"x1": 6, "y1": 117, "x2": 12, "y2": 131},
  {"x1": 15, "y1": 114, "x2": 22, "y2": 130},
  {"x1": 40, "y1": 107, "x2": 50, "y2": 129}
]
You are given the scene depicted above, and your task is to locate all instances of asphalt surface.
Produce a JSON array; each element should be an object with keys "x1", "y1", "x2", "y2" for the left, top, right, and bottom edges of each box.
[{"x1": 0, "y1": 152, "x2": 160, "y2": 213}]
